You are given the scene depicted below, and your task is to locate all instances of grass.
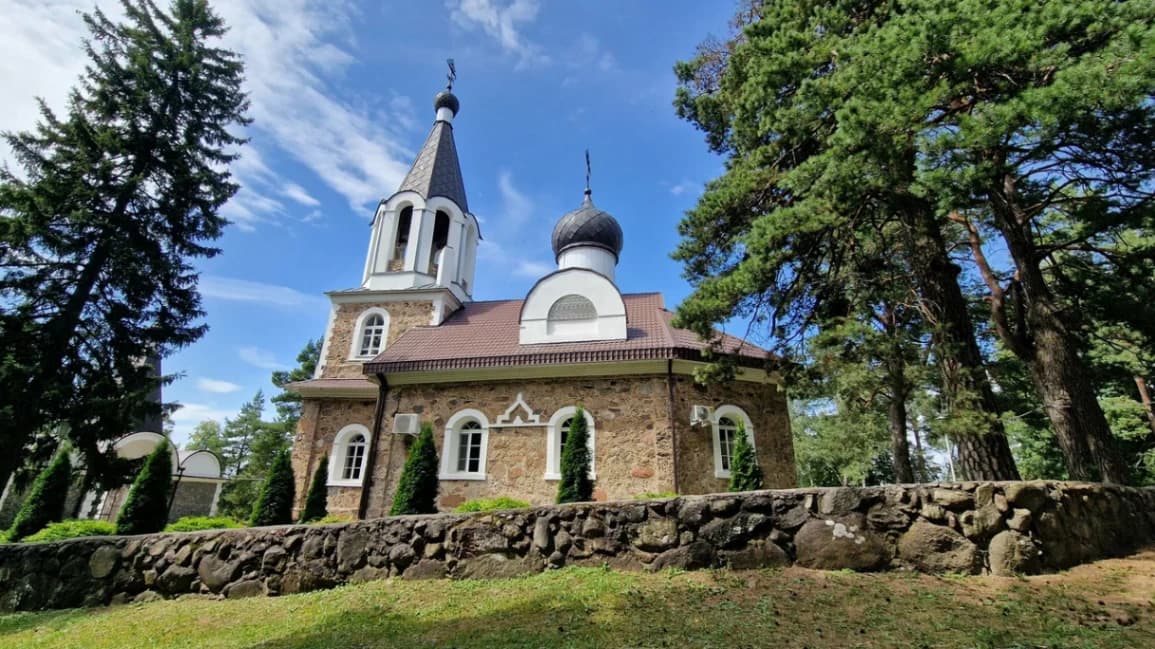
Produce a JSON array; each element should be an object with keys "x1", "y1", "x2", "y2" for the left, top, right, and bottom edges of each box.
[
  {"x1": 454, "y1": 496, "x2": 532, "y2": 513},
  {"x1": 3, "y1": 549, "x2": 1155, "y2": 648},
  {"x1": 20, "y1": 520, "x2": 115, "y2": 543}
]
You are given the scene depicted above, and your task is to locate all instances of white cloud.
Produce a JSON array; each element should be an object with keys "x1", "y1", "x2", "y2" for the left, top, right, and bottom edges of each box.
[
  {"x1": 199, "y1": 275, "x2": 326, "y2": 310},
  {"x1": 497, "y1": 169, "x2": 533, "y2": 225},
  {"x1": 282, "y1": 182, "x2": 321, "y2": 207},
  {"x1": 448, "y1": 0, "x2": 549, "y2": 69},
  {"x1": 196, "y1": 378, "x2": 243, "y2": 394},
  {"x1": 574, "y1": 33, "x2": 616, "y2": 72},
  {"x1": 513, "y1": 260, "x2": 552, "y2": 278},
  {"x1": 168, "y1": 401, "x2": 239, "y2": 444},
  {"x1": 0, "y1": 0, "x2": 418, "y2": 227},
  {"x1": 669, "y1": 179, "x2": 699, "y2": 197},
  {"x1": 238, "y1": 346, "x2": 288, "y2": 370}
]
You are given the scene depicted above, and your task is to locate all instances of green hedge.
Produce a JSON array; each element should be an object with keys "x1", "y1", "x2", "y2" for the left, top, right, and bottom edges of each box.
[
  {"x1": 455, "y1": 496, "x2": 531, "y2": 513},
  {"x1": 22, "y1": 520, "x2": 116, "y2": 543},
  {"x1": 164, "y1": 516, "x2": 244, "y2": 533},
  {"x1": 633, "y1": 492, "x2": 678, "y2": 500},
  {"x1": 307, "y1": 514, "x2": 354, "y2": 525}
]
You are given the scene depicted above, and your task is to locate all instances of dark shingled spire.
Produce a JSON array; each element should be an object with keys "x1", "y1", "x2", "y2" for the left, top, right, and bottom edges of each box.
[{"x1": 395, "y1": 121, "x2": 469, "y2": 212}]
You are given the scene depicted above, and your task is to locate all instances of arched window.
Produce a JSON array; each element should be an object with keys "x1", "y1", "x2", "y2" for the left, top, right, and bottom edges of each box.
[
  {"x1": 547, "y1": 295, "x2": 597, "y2": 336},
  {"x1": 546, "y1": 406, "x2": 596, "y2": 480},
  {"x1": 350, "y1": 308, "x2": 390, "y2": 359},
  {"x1": 391, "y1": 205, "x2": 414, "y2": 268},
  {"x1": 329, "y1": 424, "x2": 372, "y2": 486},
  {"x1": 440, "y1": 409, "x2": 489, "y2": 480},
  {"x1": 712, "y1": 405, "x2": 755, "y2": 479}
]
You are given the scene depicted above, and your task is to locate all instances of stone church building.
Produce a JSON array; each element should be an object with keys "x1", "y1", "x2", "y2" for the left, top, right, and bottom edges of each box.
[{"x1": 288, "y1": 84, "x2": 796, "y2": 519}]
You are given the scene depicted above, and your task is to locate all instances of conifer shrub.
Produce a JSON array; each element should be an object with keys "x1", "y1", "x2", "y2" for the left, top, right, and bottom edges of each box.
[
  {"x1": 22, "y1": 520, "x2": 116, "y2": 543},
  {"x1": 390, "y1": 422, "x2": 439, "y2": 515},
  {"x1": 116, "y1": 441, "x2": 174, "y2": 535},
  {"x1": 728, "y1": 423, "x2": 764, "y2": 492},
  {"x1": 298, "y1": 454, "x2": 329, "y2": 523},
  {"x1": 7, "y1": 448, "x2": 73, "y2": 541},
  {"x1": 455, "y1": 496, "x2": 531, "y2": 513},
  {"x1": 164, "y1": 516, "x2": 243, "y2": 533},
  {"x1": 250, "y1": 449, "x2": 296, "y2": 526},
  {"x1": 557, "y1": 407, "x2": 594, "y2": 504}
]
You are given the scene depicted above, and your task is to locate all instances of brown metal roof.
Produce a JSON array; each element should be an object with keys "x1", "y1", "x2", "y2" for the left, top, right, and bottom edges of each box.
[{"x1": 362, "y1": 293, "x2": 774, "y2": 375}]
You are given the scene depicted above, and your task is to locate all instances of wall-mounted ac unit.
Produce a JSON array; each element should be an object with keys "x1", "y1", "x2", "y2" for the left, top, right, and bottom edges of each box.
[
  {"x1": 393, "y1": 413, "x2": 420, "y2": 435},
  {"x1": 690, "y1": 405, "x2": 712, "y2": 427}
]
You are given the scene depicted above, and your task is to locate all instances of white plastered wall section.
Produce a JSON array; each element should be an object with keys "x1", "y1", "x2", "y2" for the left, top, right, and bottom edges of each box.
[{"x1": 519, "y1": 268, "x2": 627, "y2": 345}]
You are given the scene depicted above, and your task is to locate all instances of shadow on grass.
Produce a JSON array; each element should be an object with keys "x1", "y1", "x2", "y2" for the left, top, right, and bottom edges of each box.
[{"x1": 0, "y1": 609, "x2": 93, "y2": 637}]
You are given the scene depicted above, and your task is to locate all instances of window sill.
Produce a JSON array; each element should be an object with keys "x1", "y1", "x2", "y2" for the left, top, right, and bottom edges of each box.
[
  {"x1": 438, "y1": 472, "x2": 487, "y2": 481},
  {"x1": 327, "y1": 479, "x2": 364, "y2": 488},
  {"x1": 714, "y1": 470, "x2": 732, "y2": 480}
]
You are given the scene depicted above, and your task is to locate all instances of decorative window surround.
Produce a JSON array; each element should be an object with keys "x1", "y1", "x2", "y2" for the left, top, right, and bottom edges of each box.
[
  {"x1": 545, "y1": 406, "x2": 596, "y2": 481},
  {"x1": 349, "y1": 307, "x2": 391, "y2": 360},
  {"x1": 491, "y1": 392, "x2": 546, "y2": 428},
  {"x1": 439, "y1": 409, "x2": 490, "y2": 481},
  {"x1": 711, "y1": 405, "x2": 754, "y2": 479},
  {"x1": 328, "y1": 424, "x2": 372, "y2": 487}
]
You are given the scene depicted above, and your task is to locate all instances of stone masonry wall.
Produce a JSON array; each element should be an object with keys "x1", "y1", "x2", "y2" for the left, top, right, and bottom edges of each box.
[
  {"x1": 3, "y1": 481, "x2": 1154, "y2": 612},
  {"x1": 292, "y1": 374, "x2": 797, "y2": 519},
  {"x1": 320, "y1": 300, "x2": 436, "y2": 379}
]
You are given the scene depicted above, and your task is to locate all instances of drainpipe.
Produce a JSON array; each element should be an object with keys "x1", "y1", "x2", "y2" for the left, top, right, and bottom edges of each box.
[
  {"x1": 666, "y1": 359, "x2": 680, "y2": 495},
  {"x1": 357, "y1": 374, "x2": 389, "y2": 520}
]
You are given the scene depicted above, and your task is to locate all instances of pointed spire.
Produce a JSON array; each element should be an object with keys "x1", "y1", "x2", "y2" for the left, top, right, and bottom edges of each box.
[{"x1": 395, "y1": 72, "x2": 468, "y2": 212}]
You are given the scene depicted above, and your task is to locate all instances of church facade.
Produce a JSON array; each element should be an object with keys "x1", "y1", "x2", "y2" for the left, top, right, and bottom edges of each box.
[{"x1": 288, "y1": 85, "x2": 796, "y2": 520}]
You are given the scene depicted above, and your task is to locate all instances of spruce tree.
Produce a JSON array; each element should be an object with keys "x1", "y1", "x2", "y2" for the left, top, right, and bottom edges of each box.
[
  {"x1": 298, "y1": 455, "x2": 329, "y2": 523},
  {"x1": 728, "y1": 424, "x2": 764, "y2": 492},
  {"x1": 557, "y1": 407, "x2": 594, "y2": 504},
  {"x1": 116, "y1": 441, "x2": 174, "y2": 535},
  {"x1": 7, "y1": 447, "x2": 73, "y2": 542},
  {"x1": 0, "y1": 0, "x2": 250, "y2": 488},
  {"x1": 250, "y1": 449, "x2": 295, "y2": 526},
  {"x1": 390, "y1": 423, "x2": 439, "y2": 516}
]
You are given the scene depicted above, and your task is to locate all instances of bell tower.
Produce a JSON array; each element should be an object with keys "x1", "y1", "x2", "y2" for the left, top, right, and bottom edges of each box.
[{"x1": 362, "y1": 75, "x2": 480, "y2": 303}]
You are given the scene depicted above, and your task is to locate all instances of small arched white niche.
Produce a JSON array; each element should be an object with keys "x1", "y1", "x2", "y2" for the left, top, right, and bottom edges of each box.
[{"x1": 545, "y1": 406, "x2": 596, "y2": 480}]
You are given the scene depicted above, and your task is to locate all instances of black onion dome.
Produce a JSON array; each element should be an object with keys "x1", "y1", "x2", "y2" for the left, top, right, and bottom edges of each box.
[
  {"x1": 551, "y1": 192, "x2": 624, "y2": 260},
  {"x1": 434, "y1": 89, "x2": 460, "y2": 116}
]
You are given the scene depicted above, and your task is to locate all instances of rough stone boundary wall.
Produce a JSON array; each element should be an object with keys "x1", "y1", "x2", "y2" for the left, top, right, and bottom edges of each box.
[{"x1": 2, "y1": 481, "x2": 1154, "y2": 612}]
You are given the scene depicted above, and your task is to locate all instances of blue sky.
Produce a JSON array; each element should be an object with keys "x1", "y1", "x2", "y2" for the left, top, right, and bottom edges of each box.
[{"x1": 1, "y1": 0, "x2": 739, "y2": 443}]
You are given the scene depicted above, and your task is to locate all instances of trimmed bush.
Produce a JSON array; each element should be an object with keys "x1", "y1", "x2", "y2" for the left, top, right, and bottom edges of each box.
[
  {"x1": 22, "y1": 520, "x2": 116, "y2": 543},
  {"x1": 308, "y1": 514, "x2": 354, "y2": 525},
  {"x1": 390, "y1": 422, "x2": 439, "y2": 515},
  {"x1": 116, "y1": 440, "x2": 174, "y2": 535},
  {"x1": 557, "y1": 406, "x2": 594, "y2": 504},
  {"x1": 251, "y1": 449, "x2": 296, "y2": 526},
  {"x1": 455, "y1": 496, "x2": 531, "y2": 513},
  {"x1": 633, "y1": 492, "x2": 678, "y2": 500},
  {"x1": 164, "y1": 516, "x2": 243, "y2": 533},
  {"x1": 728, "y1": 423, "x2": 764, "y2": 492},
  {"x1": 7, "y1": 448, "x2": 73, "y2": 541},
  {"x1": 298, "y1": 454, "x2": 329, "y2": 523}
]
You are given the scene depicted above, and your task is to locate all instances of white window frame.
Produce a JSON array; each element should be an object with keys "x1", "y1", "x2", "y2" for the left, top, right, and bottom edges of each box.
[
  {"x1": 349, "y1": 307, "x2": 391, "y2": 360},
  {"x1": 439, "y1": 409, "x2": 489, "y2": 481},
  {"x1": 545, "y1": 406, "x2": 596, "y2": 481},
  {"x1": 328, "y1": 424, "x2": 372, "y2": 487},
  {"x1": 712, "y1": 405, "x2": 755, "y2": 479}
]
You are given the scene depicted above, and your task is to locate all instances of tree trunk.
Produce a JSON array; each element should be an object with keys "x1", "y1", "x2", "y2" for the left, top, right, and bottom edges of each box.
[
  {"x1": 882, "y1": 304, "x2": 915, "y2": 483},
  {"x1": 895, "y1": 194, "x2": 1020, "y2": 480},
  {"x1": 1134, "y1": 376, "x2": 1155, "y2": 438},
  {"x1": 990, "y1": 175, "x2": 1127, "y2": 483}
]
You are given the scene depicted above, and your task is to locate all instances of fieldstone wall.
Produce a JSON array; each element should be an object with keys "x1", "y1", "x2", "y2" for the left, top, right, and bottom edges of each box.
[
  {"x1": 3, "y1": 481, "x2": 1154, "y2": 612},
  {"x1": 291, "y1": 374, "x2": 792, "y2": 519},
  {"x1": 320, "y1": 300, "x2": 437, "y2": 380}
]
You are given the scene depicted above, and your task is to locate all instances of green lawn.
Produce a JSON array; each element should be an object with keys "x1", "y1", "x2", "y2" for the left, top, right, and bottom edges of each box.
[{"x1": 3, "y1": 550, "x2": 1155, "y2": 649}]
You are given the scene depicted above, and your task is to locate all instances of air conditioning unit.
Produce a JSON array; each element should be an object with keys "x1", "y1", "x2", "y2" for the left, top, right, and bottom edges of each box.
[
  {"x1": 690, "y1": 405, "x2": 712, "y2": 427},
  {"x1": 392, "y1": 413, "x2": 420, "y2": 435}
]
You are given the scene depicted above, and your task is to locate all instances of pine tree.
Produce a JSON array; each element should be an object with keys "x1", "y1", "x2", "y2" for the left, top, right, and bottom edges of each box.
[
  {"x1": 298, "y1": 455, "x2": 329, "y2": 523},
  {"x1": 390, "y1": 423, "x2": 439, "y2": 516},
  {"x1": 271, "y1": 338, "x2": 321, "y2": 429},
  {"x1": 0, "y1": 0, "x2": 249, "y2": 487},
  {"x1": 557, "y1": 407, "x2": 594, "y2": 504},
  {"x1": 116, "y1": 441, "x2": 173, "y2": 535},
  {"x1": 250, "y1": 449, "x2": 295, "y2": 526},
  {"x1": 728, "y1": 424, "x2": 764, "y2": 492},
  {"x1": 7, "y1": 447, "x2": 73, "y2": 541}
]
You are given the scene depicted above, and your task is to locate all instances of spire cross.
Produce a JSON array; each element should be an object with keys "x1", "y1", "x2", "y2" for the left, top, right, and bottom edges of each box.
[
  {"x1": 584, "y1": 149, "x2": 592, "y2": 197},
  {"x1": 446, "y1": 58, "x2": 456, "y2": 91}
]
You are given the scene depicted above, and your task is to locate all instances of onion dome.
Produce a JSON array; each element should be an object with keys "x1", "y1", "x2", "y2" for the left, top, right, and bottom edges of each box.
[
  {"x1": 551, "y1": 190, "x2": 624, "y2": 261},
  {"x1": 434, "y1": 89, "x2": 460, "y2": 117}
]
